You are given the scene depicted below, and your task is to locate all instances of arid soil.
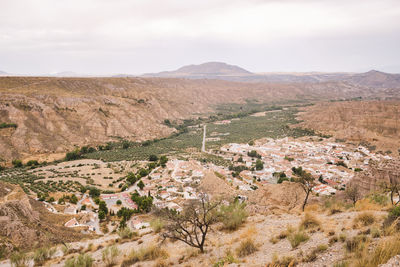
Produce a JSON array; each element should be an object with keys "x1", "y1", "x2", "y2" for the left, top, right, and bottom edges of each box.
[{"x1": 297, "y1": 100, "x2": 400, "y2": 155}]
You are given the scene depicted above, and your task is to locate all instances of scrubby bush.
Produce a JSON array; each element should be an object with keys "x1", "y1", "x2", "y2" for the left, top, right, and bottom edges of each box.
[
  {"x1": 219, "y1": 201, "x2": 248, "y2": 231},
  {"x1": 255, "y1": 159, "x2": 263, "y2": 170},
  {"x1": 270, "y1": 254, "x2": 296, "y2": 266},
  {"x1": 70, "y1": 194, "x2": 78, "y2": 204},
  {"x1": 64, "y1": 253, "x2": 94, "y2": 267},
  {"x1": 149, "y1": 154, "x2": 158, "y2": 162},
  {"x1": 12, "y1": 159, "x2": 23, "y2": 168},
  {"x1": 300, "y1": 213, "x2": 321, "y2": 230},
  {"x1": 353, "y1": 212, "x2": 375, "y2": 227},
  {"x1": 213, "y1": 250, "x2": 238, "y2": 266},
  {"x1": 345, "y1": 235, "x2": 368, "y2": 252},
  {"x1": 33, "y1": 247, "x2": 56, "y2": 266},
  {"x1": 65, "y1": 150, "x2": 81, "y2": 161},
  {"x1": 369, "y1": 193, "x2": 388, "y2": 206},
  {"x1": 288, "y1": 231, "x2": 309, "y2": 248},
  {"x1": 121, "y1": 245, "x2": 168, "y2": 267},
  {"x1": 117, "y1": 227, "x2": 137, "y2": 239},
  {"x1": 102, "y1": 245, "x2": 120, "y2": 267},
  {"x1": 236, "y1": 238, "x2": 258, "y2": 257},
  {"x1": 10, "y1": 251, "x2": 31, "y2": 267},
  {"x1": 354, "y1": 234, "x2": 400, "y2": 266},
  {"x1": 150, "y1": 218, "x2": 164, "y2": 233},
  {"x1": 26, "y1": 160, "x2": 39, "y2": 166}
]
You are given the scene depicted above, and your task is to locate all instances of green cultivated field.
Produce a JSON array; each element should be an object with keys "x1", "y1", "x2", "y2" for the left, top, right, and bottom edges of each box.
[
  {"x1": 84, "y1": 107, "x2": 314, "y2": 162},
  {"x1": 206, "y1": 108, "x2": 314, "y2": 149}
]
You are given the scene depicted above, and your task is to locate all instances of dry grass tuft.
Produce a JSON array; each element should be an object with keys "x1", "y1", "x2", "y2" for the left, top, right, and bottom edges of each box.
[
  {"x1": 300, "y1": 213, "x2": 321, "y2": 230},
  {"x1": 153, "y1": 259, "x2": 170, "y2": 267},
  {"x1": 240, "y1": 225, "x2": 257, "y2": 239},
  {"x1": 270, "y1": 253, "x2": 296, "y2": 267},
  {"x1": 355, "y1": 199, "x2": 382, "y2": 211},
  {"x1": 353, "y1": 212, "x2": 376, "y2": 227},
  {"x1": 269, "y1": 236, "x2": 279, "y2": 244},
  {"x1": 353, "y1": 234, "x2": 400, "y2": 267},
  {"x1": 150, "y1": 218, "x2": 165, "y2": 233},
  {"x1": 102, "y1": 245, "x2": 120, "y2": 267},
  {"x1": 213, "y1": 250, "x2": 238, "y2": 266},
  {"x1": 304, "y1": 204, "x2": 320, "y2": 213},
  {"x1": 345, "y1": 235, "x2": 369, "y2": 253},
  {"x1": 117, "y1": 227, "x2": 138, "y2": 240},
  {"x1": 288, "y1": 230, "x2": 310, "y2": 248},
  {"x1": 236, "y1": 238, "x2": 258, "y2": 257},
  {"x1": 121, "y1": 245, "x2": 168, "y2": 267}
]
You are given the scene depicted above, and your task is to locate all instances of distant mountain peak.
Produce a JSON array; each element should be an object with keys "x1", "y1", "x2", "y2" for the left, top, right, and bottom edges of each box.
[
  {"x1": 176, "y1": 62, "x2": 252, "y2": 75},
  {"x1": 143, "y1": 62, "x2": 252, "y2": 78},
  {"x1": 365, "y1": 69, "x2": 384, "y2": 74}
]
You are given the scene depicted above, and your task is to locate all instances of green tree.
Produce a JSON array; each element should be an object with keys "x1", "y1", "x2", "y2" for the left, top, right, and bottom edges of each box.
[
  {"x1": 247, "y1": 150, "x2": 261, "y2": 159},
  {"x1": 138, "y1": 168, "x2": 149, "y2": 178},
  {"x1": 149, "y1": 154, "x2": 158, "y2": 162},
  {"x1": 70, "y1": 194, "x2": 78, "y2": 204},
  {"x1": 137, "y1": 180, "x2": 145, "y2": 190},
  {"x1": 12, "y1": 159, "x2": 23, "y2": 168},
  {"x1": 126, "y1": 172, "x2": 137, "y2": 185},
  {"x1": 65, "y1": 150, "x2": 81, "y2": 161},
  {"x1": 117, "y1": 207, "x2": 135, "y2": 228},
  {"x1": 26, "y1": 160, "x2": 39, "y2": 166},
  {"x1": 99, "y1": 200, "x2": 108, "y2": 215},
  {"x1": 131, "y1": 192, "x2": 153, "y2": 213},
  {"x1": 255, "y1": 159, "x2": 264, "y2": 170},
  {"x1": 159, "y1": 155, "x2": 168, "y2": 167},
  {"x1": 98, "y1": 210, "x2": 106, "y2": 220},
  {"x1": 89, "y1": 187, "x2": 100, "y2": 198}
]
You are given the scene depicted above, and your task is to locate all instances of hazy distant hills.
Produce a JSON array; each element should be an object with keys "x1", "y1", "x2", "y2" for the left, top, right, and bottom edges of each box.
[
  {"x1": 0, "y1": 70, "x2": 9, "y2": 76},
  {"x1": 143, "y1": 62, "x2": 252, "y2": 78},
  {"x1": 342, "y1": 70, "x2": 400, "y2": 88},
  {"x1": 143, "y1": 62, "x2": 400, "y2": 88}
]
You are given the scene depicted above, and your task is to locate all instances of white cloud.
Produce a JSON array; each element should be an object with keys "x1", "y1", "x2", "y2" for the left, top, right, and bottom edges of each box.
[{"x1": 0, "y1": 0, "x2": 399, "y2": 74}]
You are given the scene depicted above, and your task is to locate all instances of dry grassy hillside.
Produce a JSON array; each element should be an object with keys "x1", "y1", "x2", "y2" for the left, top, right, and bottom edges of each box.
[
  {"x1": 297, "y1": 101, "x2": 400, "y2": 155},
  {"x1": 0, "y1": 77, "x2": 385, "y2": 161}
]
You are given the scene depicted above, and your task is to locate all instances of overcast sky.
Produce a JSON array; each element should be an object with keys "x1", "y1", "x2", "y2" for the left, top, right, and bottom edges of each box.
[{"x1": 1, "y1": 0, "x2": 400, "y2": 75}]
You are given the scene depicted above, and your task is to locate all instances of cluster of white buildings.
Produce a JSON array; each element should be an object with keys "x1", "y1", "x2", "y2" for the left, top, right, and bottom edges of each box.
[{"x1": 218, "y1": 137, "x2": 392, "y2": 195}]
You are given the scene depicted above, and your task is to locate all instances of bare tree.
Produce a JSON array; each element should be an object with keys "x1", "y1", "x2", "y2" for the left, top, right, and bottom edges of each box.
[
  {"x1": 345, "y1": 185, "x2": 361, "y2": 206},
  {"x1": 292, "y1": 167, "x2": 316, "y2": 211},
  {"x1": 157, "y1": 195, "x2": 220, "y2": 253}
]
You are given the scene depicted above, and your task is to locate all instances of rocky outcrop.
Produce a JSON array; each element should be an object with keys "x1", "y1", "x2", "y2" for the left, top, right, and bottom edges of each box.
[{"x1": 350, "y1": 159, "x2": 400, "y2": 195}]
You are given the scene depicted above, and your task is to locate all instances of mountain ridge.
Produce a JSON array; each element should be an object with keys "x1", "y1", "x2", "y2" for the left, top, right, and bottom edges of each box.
[
  {"x1": 143, "y1": 62, "x2": 400, "y2": 88},
  {"x1": 143, "y1": 61, "x2": 252, "y2": 77}
]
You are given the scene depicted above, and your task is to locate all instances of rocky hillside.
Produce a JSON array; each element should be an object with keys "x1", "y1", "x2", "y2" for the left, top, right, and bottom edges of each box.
[
  {"x1": 0, "y1": 76, "x2": 396, "y2": 162},
  {"x1": 0, "y1": 182, "x2": 85, "y2": 256},
  {"x1": 297, "y1": 100, "x2": 400, "y2": 155}
]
